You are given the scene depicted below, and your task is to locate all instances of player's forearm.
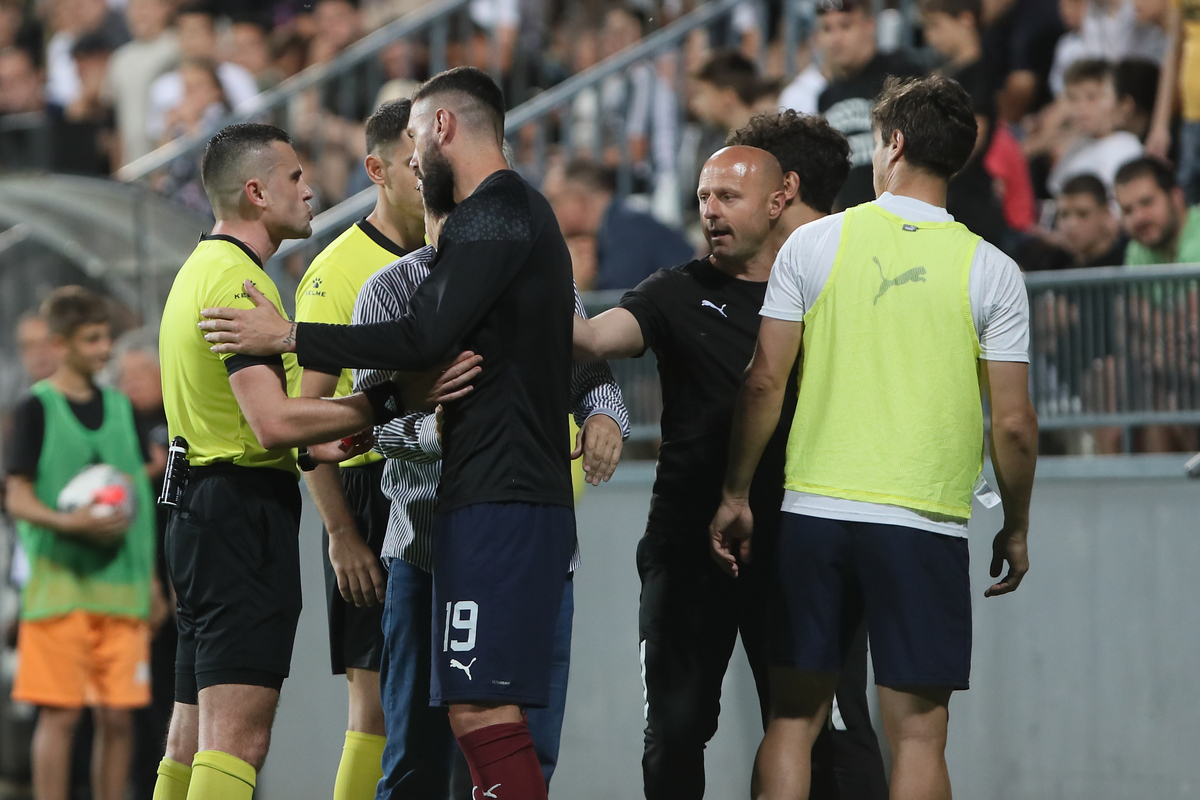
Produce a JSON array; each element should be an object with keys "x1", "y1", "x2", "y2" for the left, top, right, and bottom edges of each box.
[
  {"x1": 988, "y1": 405, "x2": 1038, "y2": 531},
  {"x1": 723, "y1": 371, "x2": 788, "y2": 499},
  {"x1": 255, "y1": 394, "x2": 376, "y2": 450},
  {"x1": 302, "y1": 464, "x2": 359, "y2": 538},
  {"x1": 1151, "y1": 14, "x2": 1182, "y2": 134}
]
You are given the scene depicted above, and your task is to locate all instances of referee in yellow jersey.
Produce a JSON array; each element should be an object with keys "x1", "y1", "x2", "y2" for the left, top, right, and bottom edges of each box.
[
  {"x1": 152, "y1": 123, "x2": 466, "y2": 800},
  {"x1": 293, "y1": 99, "x2": 432, "y2": 800}
]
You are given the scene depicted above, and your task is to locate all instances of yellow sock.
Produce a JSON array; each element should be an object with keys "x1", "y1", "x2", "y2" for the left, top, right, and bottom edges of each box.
[
  {"x1": 333, "y1": 731, "x2": 386, "y2": 800},
  {"x1": 152, "y1": 758, "x2": 192, "y2": 800},
  {"x1": 187, "y1": 750, "x2": 256, "y2": 800}
]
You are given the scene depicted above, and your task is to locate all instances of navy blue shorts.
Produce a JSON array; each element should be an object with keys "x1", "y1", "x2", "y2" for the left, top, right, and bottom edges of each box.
[
  {"x1": 429, "y1": 502, "x2": 576, "y2": 708},
  {"x1": 770, "y1": 513, "x2": 972, "y2": 690}
]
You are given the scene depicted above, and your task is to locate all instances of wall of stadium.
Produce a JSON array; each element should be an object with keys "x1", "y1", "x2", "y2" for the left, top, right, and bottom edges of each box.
[{"x1": 259, "y1": 456, "x2": 1200, "y2": 799}]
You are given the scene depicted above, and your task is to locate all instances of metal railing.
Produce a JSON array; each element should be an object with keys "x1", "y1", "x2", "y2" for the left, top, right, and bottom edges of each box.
[
  {"x1": 118, "y1": 0, "x2": 482, "y2": 191},
  {"x1": 579, "y1": 265, "x2": 1200, "y2": 446},
  {"x1": 1026, "y1": 263, "x2": 1200, "y2": 430}
]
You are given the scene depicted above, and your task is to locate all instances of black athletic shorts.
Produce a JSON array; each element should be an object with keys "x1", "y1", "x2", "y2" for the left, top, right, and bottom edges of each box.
[
  {"x1": 770, "y1": 513, "x2": 973, "y2": 690},
  {"x1": 322, "y1": 460, "x2": 389, "y2": 675},
  {"x1": 166, "y1": 464, "x2": 303, "y2": 704},
  {"x1": 429, "y1": 502, "x2": 576, "y2": 709}
]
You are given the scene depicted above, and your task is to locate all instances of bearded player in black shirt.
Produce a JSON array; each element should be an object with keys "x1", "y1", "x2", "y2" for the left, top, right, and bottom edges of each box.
[
  {"x1": 199, "y1": 67, "x2": 610, "y2": 800},
  {"x1": 574, "y1": 114, "x2": 888, "y2": 800}
]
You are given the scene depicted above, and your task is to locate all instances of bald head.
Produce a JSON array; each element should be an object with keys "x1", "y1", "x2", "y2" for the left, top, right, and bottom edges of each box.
[
  {"x1": 697, "y1": 146, "x2": 786, "y2": 266},
  {"x1": 701, "y1": 145, "x2": 784, "y2": 193}
]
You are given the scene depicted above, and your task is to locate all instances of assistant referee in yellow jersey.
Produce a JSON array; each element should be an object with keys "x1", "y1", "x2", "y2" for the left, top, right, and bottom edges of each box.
[
  {"x1": 292, "y1": 99, "x2": 428, "y2": 800},
  {"x1": 153, "y1": 123, "x2": 422, "y2": 800}
]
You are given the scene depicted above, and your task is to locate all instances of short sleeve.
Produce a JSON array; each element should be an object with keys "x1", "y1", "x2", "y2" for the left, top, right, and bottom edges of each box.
[
  {"x1": 209, "y1": 265, "x2": 287, "y2": 372},
  {"x1": 619, "y1": 270, "x2": 673, "y2": 356},
  {"x1": 294, "y1": 262, "x2": 355, "y2": 325},
  {"x1": 761, "y1": 234, "x2": 808, "y2": 321},
  {"x1": 972, "y1": 242, "x2": 1031, "y2": 363},
  {"x1": 5, "y1": 396, "x2": 45, "y2": 477}
]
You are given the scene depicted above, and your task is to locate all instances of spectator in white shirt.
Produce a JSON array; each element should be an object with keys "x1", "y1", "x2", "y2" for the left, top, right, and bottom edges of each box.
[
  {"x1": 144, "y1": 2, "x2": 256, "y2": 144},
  {"x1": 106, "y1": 0, "x2": 177, "y2": 166},
  {"x1": 44, "y1": 0, "x2": 127, "y2": 108}
]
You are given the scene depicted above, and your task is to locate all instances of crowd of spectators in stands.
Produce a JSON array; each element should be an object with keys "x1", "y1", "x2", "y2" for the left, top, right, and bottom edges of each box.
[{"x1": 2, "y1": 0, "x2": 1197, "y2": 287}]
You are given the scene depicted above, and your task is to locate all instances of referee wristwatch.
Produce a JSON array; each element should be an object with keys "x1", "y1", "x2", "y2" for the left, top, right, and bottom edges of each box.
[{"x1": 297, "y1": 447, "x2": 318, "y2": 472}]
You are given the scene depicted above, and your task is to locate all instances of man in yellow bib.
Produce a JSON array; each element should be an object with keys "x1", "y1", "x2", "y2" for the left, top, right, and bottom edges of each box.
[{"x1": 710, "y1": 75, "x2": 1038, "y2": 800}]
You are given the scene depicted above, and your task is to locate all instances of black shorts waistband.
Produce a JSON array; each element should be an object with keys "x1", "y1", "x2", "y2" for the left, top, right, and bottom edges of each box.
[{"x1": 191, "y1": 463, "x2": 297, "y2": 483}]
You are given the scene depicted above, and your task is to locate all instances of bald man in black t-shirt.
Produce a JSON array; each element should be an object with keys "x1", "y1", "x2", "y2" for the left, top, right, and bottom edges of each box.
[{"x1": 575, "y1": 131, "x2": 887, "y2": 800}]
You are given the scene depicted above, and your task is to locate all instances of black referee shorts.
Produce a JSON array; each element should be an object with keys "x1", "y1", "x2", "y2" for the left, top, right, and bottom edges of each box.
[
  {"x1": 322, "y1": 460, "x2": 389, "y2": 675},
  {"x1": 166, "y1": 464, "x2": 303, "y2": 704}
]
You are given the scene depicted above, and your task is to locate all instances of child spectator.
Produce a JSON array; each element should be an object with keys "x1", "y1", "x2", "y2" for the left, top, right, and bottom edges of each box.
[
  {"x1": 1050, "y1": 0, "x2": 1166, "y2": 97},
  {"x1": 1115, "y1": 155, "x2": 1200, "y2": 263},
  {"x1": 1047, "y1": 59, "x2": 1144, "y2": 195},
  {"x1": 144, "y1": 2, "x2": 256, "y2": 144},
  {"x1": 1147, "y1": 0, "x2": 1200, "y2": 203},
  {"x1": 1041, "y1": 173, "x2": 1128, "y2": 267},
  {"x1": 3, "y1": 286, "x2": 157, "y2": 800}
]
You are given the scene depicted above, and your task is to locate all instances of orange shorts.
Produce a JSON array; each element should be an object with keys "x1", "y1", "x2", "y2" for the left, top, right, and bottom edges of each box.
[{"x1": 12, "y1": 610, "x2": 151, "y2": 709}]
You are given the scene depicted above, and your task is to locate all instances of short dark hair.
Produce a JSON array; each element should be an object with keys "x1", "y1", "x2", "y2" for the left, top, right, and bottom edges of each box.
[
  {"x1": 71, "y1": 32, "x2": 113, "y2": 58},
  {"x1": 695, "y1": 49, "x2": 778, "y2": 107},
  {"x1": 727, "y1": 110, "x2": 850, "y2": 213},
  {"x1": 200, "y1": 123, "x2": 292, "y2": 205},
  {"x1": 1060, "y1": 173, "x2": 1108, "y2": 207},
  {"x1": 917, "y1": 0, "x2": 981, "y2": 19},
  {"x1": 871, "y1": 74, "x2": 977, "y2": 180},
  {"x1": 816, "y1": 0, "x2": 870, "y2": 15},
  {"x1": 609, "y1": 4, "x2": 647, "y2": 34},
  {"x1": 1115, "y1": 58, "x2": 1160, "y2": 116},
  {"x1": 1115, "y1": 156, "x2": 1178, "y2": 193},
  {"x1": 413, "y1": 67, "x2": 506, "y2": 141},
  {"x1": 365, "y1": 99, "x2": 412, "y2": 155},
  {"x1": 176, "y1": 1, "x2": 214, "y2": 19},
  {"x1": 1063, "y1": 58, "x2": 1113, "y2": 88},
  {"x1": 562, "y1": 159, "x2": 617, "y2": 194},
  {"x1": 41, "y1": 286, "x2": 108, "y2": 338}
]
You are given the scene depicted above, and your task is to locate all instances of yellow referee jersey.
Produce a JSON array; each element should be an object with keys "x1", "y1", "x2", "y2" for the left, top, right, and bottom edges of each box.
[
  {"x1": 294, "y1": 219, "x2": 407, "y2": 468},
  {"x1": 161, "y1": 235, "x2": 301, "y2": 476}
]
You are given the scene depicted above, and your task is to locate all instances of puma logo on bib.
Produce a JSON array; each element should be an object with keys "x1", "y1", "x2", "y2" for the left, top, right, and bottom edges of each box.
[{"x1": 872, "y1": 256, "x2": 927, "y2": 305}]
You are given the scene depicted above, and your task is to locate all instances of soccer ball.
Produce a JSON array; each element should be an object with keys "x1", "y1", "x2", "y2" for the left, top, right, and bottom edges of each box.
[{"x1": 57, "y1": 464, "x2": 137, "y2": 520}]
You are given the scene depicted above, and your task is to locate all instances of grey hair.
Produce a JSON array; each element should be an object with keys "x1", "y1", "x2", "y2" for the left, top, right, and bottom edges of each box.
[{"x1": 502, "y1": 139, "x2": 515, "y2": 169}]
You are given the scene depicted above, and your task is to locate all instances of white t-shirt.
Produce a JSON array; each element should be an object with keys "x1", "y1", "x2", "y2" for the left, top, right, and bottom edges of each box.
[
  {"x1": 778, "y1": 63, "x2": 827, "y2": 116},
  {"x1": 1047, "y1": 131, "x2": 1143, "y2": 196},
  {"x1": 760, "y1": 192, "x2": 1030, "y2": 536},
  {"x1": 145, "y1": 62, "x2": 259, "y2": 143}
]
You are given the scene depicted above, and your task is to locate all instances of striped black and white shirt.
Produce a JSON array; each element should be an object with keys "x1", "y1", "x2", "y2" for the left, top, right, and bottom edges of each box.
[{"x1": 352, "y1": 244, "x2": 630, "y2": 572}]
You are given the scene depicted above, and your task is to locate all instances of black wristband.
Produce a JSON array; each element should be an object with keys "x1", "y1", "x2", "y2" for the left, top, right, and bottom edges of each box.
[
  {"x1": 362, "y1": 381, "x2": 401, "y2": 425},
  {"x1": 297, "y1": 447, "x2": 318, "y2": 472}
]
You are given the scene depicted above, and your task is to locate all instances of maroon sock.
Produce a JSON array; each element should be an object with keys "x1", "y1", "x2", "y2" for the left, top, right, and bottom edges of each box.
[{"x1": 456, "y1": 721, "x2": 547, "y2": 800}]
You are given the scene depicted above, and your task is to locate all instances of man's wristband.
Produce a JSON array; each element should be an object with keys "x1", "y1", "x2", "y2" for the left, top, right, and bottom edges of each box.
[
  {"x1": 297, "y1": 447, "x2": 318, "y2": 472},
  {"x1": 362, "y1": 381, "x2": 402, "y2": 425}
]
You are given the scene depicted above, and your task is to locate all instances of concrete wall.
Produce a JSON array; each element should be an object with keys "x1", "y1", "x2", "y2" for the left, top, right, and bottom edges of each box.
[{"x1": 261, "y1": 456, "x2": 1200, "y2": 799}]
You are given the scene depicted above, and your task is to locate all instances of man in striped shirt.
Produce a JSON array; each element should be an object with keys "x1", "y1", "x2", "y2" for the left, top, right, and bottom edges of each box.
[{"x1": 352, "y1": 208, "x2": 629, "y2": 798}]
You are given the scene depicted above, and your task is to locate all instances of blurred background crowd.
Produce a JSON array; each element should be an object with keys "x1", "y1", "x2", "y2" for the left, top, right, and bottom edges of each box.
[{"x1": 0, "y1": 0, "x2": 1198, "y2": 795}]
